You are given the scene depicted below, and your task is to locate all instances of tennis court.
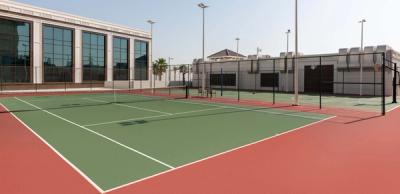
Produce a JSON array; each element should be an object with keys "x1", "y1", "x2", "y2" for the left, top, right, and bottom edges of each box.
[
  {"x1": 195, "y1": 89, "x2": 399, "y2": 112},
  {"x1": 0, "y1": 88, "x2": 331, "y2": 192}
]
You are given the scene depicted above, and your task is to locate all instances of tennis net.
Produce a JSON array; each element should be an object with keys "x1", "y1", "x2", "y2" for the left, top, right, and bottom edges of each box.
[{"x1": 0, "y1": 86, "x2": 189, "y2": 113}]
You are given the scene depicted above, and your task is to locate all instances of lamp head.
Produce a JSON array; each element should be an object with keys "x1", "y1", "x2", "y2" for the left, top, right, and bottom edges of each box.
[{"x1": 198, "y1": 3, "x2": 209, "y2": 8}]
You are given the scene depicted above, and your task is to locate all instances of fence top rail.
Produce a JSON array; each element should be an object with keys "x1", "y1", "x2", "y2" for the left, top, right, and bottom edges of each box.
[{"x1": 196, "y1": 52, "x2": 386, "y2": 65}]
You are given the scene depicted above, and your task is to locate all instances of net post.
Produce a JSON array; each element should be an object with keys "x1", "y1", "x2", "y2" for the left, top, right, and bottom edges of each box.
[
  {"x1": 393, "y1": 63, "x2": 397, "y2": 103},
  {"x1": 382, "y1": 53, "x2": 386, "y2": 116},
  {"x1": 319, "y1": 56, "x2": 322, "y2": 109},
  {"x1": 273, "y1": 59, "x2": 276, "y2": 104}
]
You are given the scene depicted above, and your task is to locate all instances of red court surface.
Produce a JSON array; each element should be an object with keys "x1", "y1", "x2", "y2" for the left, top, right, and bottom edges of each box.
[
  {"x1": 1, "y1": 99, "x2": 400, "y2": 194},
  {"x1": 0, "y1": 105, "x2": 98, "y2": 194}
]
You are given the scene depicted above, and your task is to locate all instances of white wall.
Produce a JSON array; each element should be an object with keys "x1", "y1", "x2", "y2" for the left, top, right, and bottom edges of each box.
[{"x1": 192, "y1": 48, "x2": 396, "y2": 96}]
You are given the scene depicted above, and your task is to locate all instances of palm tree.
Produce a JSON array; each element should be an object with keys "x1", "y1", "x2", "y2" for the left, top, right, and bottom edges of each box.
[
  {"x1": 179, "y1": 65, "x2": 188, "y2": 85},
  {"x1": 152, "y1": 58, "x2": 168, "y2": 81},
  {"x1": 173, "y1": 66, "x2": 179, "y2": 81}
]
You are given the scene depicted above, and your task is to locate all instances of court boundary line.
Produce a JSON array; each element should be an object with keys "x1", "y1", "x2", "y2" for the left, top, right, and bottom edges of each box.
[
  {"x1": 14, "y1": 97, "x2": 175, "y2": 168},
  {"x1": 84, "y1": 107, "x2": 226, "y2": 127},
  {"x1": 103, "y1": 115, "x2": 336, "y2": 193},
  {"x1": 0, "y1": 103, "x2": 105, "y2": 193},
  {"x1": 83, "y1": 97, "x2": 173, "y2": 115},
  {"x1": 387, "y1": 104, "x2": 400, "y2": 113}
]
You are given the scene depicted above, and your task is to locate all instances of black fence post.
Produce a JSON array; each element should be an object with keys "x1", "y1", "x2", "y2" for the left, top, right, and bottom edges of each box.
[
  {"x1": 0, "y1": 66, "x2": 2, "y2": 93},
  {"x1": 393, "y1": 63, "x2": 397, "y2": 103},
  {"x1": 273, "y1": 59, "x2": 276, "y2": 104},
  {"x1": 319, "y1": 56, "x2": 322, "y2": 109},
  {"x1": 210, "y1": 63, "x2": 213, "y2": 98},
  {"x1": 64, "y1": 68, "x2": 67, "y2": 92},
  {"x1": 35, "y1": 67, "x2": 38, "y2": 93},
  {"x1": 185, "y1": 85, "x2": 189, "y2": 98},
  {"x1": 382, "y1": 53, "x2": 386, "y2": 116},
  {"x1": 220, "y1": 68, "x2": 223, "y2": 96},
  {"x1": 254, "y1": 60, "x2": 257, "y2": 94},
  {"x1": 237, "y1": 60, "x2": 240, "y2": 101}
]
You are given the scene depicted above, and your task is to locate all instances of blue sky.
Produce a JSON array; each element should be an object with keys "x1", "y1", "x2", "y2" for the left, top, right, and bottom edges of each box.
[{"x1": 16, "y1": 0, "x2": 400, "y2": 64}]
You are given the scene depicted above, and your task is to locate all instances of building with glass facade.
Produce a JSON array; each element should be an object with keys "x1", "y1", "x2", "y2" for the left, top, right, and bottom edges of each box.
[{"x1": 0, "y1": 0, "x2": 152, "y2": 88}]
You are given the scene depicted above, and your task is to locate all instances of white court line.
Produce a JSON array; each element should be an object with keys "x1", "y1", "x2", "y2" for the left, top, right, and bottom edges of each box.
[
  {"x1": 84, "y1": 107, "x2": 226, "y2": 127},
  {"x1": 103, "y1": 115, "x2": 336, "y2": 193},
  {"x1": 387, "y1": 104, "x2": 400, "y2": 113},
  {"x1": 15, "y1": 97, "x2": 175, "y2": 170},
  {"x1": 83, "y1": 98, "x2": 173, "y2": 116},
  {"x1": 0, "y1": 103, "x2": 105, "y2": 193},
  {"x1": 168, "y1": 99, "x2": 327, "y2": 120}
]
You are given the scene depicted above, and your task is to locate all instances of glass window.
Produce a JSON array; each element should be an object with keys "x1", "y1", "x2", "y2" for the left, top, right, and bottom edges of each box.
[
  {"x1": 54, "y1": 28, "x2": 63, "y2": 40},
  {"x1": 134, "y1": 40, "x2": 148, "y2": 80},
  {"x1": 43, "y1": 26, "x2": 53, "y2": 40},
  {"x1": 0, "y1": 18, "x2": 31, "y2": 83},
  {"x1": 82, "y1": 32, "x2": 106, "y2": 81},
  {"x1": 90, "y1": 34, "x2": 97, "y2": 45},
  {"x1": 113, "y1": 37, "x2": 129, "y2": 80},
  {"x1": 42, "y1": 25, "x2": 73, "y2": 82},
  {"x1": 63, "y1": 30, "x2": 72, "y2": 42},
  {"x1": 83, "y1": 33, "x2": 90, "y2": 45}
]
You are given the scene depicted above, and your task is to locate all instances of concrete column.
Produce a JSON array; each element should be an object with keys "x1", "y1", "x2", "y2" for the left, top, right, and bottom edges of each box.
[
  {"x1": 129, "y1": 38, "x2": 135, "y2": 80},
  {"x1": 74, "y1": 29, "x2": 82, "y2": 83},
  {"x1": 32, "y1": 20, "x2": 42, "y2": 84},
  {"x1": 106, "y1": 33, "x2": 113, "y2": 81}
]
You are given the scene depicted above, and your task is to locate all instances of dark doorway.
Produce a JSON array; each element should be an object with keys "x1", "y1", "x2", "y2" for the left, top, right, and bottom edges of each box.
[{"x1": 304, "y1": 65, "x2": 334, "y2": 93}]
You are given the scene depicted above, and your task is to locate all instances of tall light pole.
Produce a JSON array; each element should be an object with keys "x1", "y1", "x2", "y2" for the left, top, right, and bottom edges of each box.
[
  {"x1": 236, "y1": 38, "x2": 240, "y2": 101},
  {"x1": 359, "y1": 19, "x2": 366, "y2": 97},
  {"x1": 168, "y1": 57, "x2": 174, "y2": 87},
  {"x1": 294, "y1": 0, "x2": 299, "y2": 105},
  {"x1": 198, "y1": 3, "x2": 209, "y2": 96},
  {"x1": 147, "y1": 20, "x2": 156, "y2": 91},
  {"x1": 256, "y1": 47, "x2": 262, "y2": 59},
  {"x1": 285, "y1": 29, "x2": 291, "y2": 92}
]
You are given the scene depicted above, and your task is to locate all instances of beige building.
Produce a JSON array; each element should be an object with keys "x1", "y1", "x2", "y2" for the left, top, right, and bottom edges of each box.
[
  {"x1": 193, "y1": 45, "x2": 400, "y2": 96},
  {"x1": 0, "y1": 0, "x2": 166, "y2": 90}
]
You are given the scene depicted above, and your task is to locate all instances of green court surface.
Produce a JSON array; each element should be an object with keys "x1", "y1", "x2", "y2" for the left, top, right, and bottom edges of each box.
[
  {"x1": 0, "y1": 92, "x2": 330, "y2": 191},
  {"x1": 197, "y1": 89, "x2": 398, "y2": 112}
]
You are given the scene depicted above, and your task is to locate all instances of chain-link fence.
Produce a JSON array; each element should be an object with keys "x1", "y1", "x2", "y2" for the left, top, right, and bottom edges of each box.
[
  {"x1": 0, "y1": 65, "x2": 193, "y2": 95},
  {"x1": 192, "y1": 52, "x2": 399, "y2": 115}
]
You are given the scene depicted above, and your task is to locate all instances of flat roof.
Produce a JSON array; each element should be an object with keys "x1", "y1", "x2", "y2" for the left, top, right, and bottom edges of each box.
[{"x1": 0, "y1": 0, "x2": 151, "y2": 38}]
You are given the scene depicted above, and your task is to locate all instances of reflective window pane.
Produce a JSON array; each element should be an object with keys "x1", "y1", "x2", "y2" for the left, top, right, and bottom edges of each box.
[
  {"x1": 0, "y1": 18, "x2": 31, "y2": 82},
  {"x1": 42, "y1": 25, "x2": 73, "y2": 82},
  {"x1": 63, "y1": 30, "x2": 72, "y2": 42},
  {"x1": 82, "y1": 32, "x2": 106, "y2": 81},
  {"x1": 54, "y1": 28, "x2": 63, "y2": 40},
  {"x1": 83, "y1": 33, "x2": 90, "y2": 45},
  {"x1": 134, "y1": 40, "x2": 148, "y2": 80},
  {"x1": 43, "y1": 26, "x2": 53, "y2": 40},
  {"x1": 113, "y1": 37, "x2": 129, "y2": 80}
]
